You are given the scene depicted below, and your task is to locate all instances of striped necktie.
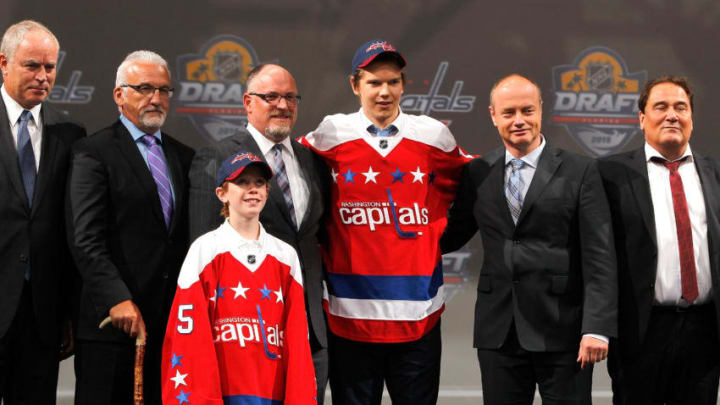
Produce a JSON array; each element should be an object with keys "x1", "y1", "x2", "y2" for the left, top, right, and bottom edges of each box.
[
  {"x1": 141, "y1": 134, "x2": 173, "y2": 228},
  {"x1": 505, "y1": 158, "x2": 526, "y2": 224},
  {"x1": 270, "y1": 144, "x2": 297, "y2": 229}
]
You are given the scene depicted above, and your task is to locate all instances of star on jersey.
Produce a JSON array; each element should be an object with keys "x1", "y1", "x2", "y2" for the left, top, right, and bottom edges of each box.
[
  {"x1": 362, "y1": 166, "x2": 380, "y2": 184},
  {"x1": 171, "y1": 353, "x2": 183, "y2": 369},
  {"x1": 390, "y1": 168, "x2": 406, "y2": 183},
  {"x1": 259, "y1": 284, "x2": 272, "y2": 300},
  {"x1": 274, "y1": 286, "x2": 284, "y2": 303},
  {"x1": 231, "y1": 281, "x2": 249, "y2": 299},
  {"x1": 410, "y1": 167, "x2": 426, "y2": 183},
  {"x1": 330, "y1": 168, "x2": 339, "y2": 183},
  {"x1": 343, "y1": 168, "x2": 357, "y2": 183},
  {"x1": 170, "y1": 369, "x2": 188, "y2": 388},
  {"x1": 210, "y1": 284, "x2": 226, "y2": 302},
  {"x1": 175, "y1": 389, "x2": 191, "y2": 405}
]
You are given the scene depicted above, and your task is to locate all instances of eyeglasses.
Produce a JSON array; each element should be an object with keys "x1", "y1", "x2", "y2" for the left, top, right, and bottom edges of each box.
[
  {"x1": 121, "y1": 84, "x2": 174, "y2": 98},
  {"x1": 249, "y1": 92, "x2": 301, "y2": 106}
]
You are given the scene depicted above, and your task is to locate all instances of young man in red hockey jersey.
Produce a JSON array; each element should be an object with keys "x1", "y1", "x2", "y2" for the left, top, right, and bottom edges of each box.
[
  {"x1": 161, "y1": 152, "x2": 316, "y2": 404},
  {"x1": 300, "y1": 39, "x2": 471, "y2": 405}
]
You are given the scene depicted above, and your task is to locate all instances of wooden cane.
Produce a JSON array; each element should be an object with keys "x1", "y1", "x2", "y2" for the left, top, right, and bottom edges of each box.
[{"x1": 99, "y1": 316, "x2": 147, "y2": 405}]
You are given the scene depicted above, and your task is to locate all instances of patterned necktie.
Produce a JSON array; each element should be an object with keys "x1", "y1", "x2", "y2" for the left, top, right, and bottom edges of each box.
[
  {"x1": 270, "y1": 144, "x2": 297, "y2": 229},
  {"x1": 17, "y1": 110, "x2": 36, "y2": 206},
  {"x1": 505, "y1": 158, "x2": 526, "y2": 224},
  {"x1": 653, "y1": 156, "x2": 698, "y2": 304},
  {"x1": 367, "y1": 124, "x2": 398, "y2": 137},
  {"x1": 140, "y1": 135, "x2": 173, "y2": 229}
]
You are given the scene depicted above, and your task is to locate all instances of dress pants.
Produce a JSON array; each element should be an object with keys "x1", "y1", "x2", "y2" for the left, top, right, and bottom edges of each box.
[
  {"x1": 0, "y1": 282, "x2": 60, "y2": 405},
  {"x1": 609, "y1": 304, "x2": 720, "y2": 405},
  {"x1": 329, "y1": 321, "x2": 441, "y2": 405},
  {"x1": 477, "y1": 323, "x2": 593, "y2": 405},
  {"x1": 310, "y1": 331, "x2": 329, "y2": 405},
  {"x1": 74, "y1": 336, "x2": 163, "y2": 405}
]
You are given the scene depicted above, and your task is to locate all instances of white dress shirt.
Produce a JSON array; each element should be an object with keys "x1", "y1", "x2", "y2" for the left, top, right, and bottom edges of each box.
[
  {"x1": 2, "y1": 85, "x2": 43, "y2": 170},
  {"x1": 247, "y1": 123, "x2": 309, "y2": 227},
  {"x1": 645, "y1": 143, "x2": 712, "y2": 305}
]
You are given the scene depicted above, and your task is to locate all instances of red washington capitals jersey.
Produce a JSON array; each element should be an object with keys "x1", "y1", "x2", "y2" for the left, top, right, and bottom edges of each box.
[
  {"x1": 300, "y1": 110, "x2": 471, "y2": 343},
  {"x1": 161, "y1": 222, "x2": 316, "y2": 405}
]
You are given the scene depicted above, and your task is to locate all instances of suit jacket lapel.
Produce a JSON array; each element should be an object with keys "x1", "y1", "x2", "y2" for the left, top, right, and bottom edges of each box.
[
  {"x1": 113, "y1": 121, "x2": 166, "y2": 230},
  {"x1": 694, "y1": 151, "x2": 720, "y2": 260},
  {"x1": 0, "y1": 98, "x2": 28, "y2": 208},
  {"x1": 483, "y1": 148, "x2": 514, "y2": 228},
  {"x1": 517, "y1": 145, "x2": 561, "y2": 225},
  {"x1": 291, "y1": 140, "x2": 314, "y2": 231},
  {"x1": 163, "y1": 136, "x2": 184, "y2": 234},
  {"x1": 626, "y1": 148, "x2": 657, "y2": 247},
  {"x1": 31, "y1": 104, "x2": 58, "y2": 216}
]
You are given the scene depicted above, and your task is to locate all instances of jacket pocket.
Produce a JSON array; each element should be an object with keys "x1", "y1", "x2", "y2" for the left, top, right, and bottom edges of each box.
[{"x1": 550, "y1": 275, "x2": 568, "y2": 295}]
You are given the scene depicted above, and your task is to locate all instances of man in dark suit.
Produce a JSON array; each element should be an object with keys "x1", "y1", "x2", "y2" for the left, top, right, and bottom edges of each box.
[
  {"x1": 0, "y1": 20, "x2": 85, "y2": 404},
  {"x1": 599, "y1": 76, "x2": 720, "y2": 405},
  {"x1": 68, "y1": 50, "x2": 194, "y2": 405},
  {"x1": 188, "y1": 63, "x2": 329, "y2": 403},
  {"x1": 441, "y1": 74, "x2": 617, "y2": 404}
]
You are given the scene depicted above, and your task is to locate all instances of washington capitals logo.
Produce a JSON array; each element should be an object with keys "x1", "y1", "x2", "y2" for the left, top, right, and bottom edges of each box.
[
  {"x1": 551, "y1": 46, "x2": 647, "y2": 156},
  {"x1": 231, "y1": 153, "x2": 260, "y2": 164},
  {"x1": 366, "y1": 41, "x2": 396, "y2": 52},
  {"x1": 176, "y1": 35, "x2": 268, "y2": 143}
]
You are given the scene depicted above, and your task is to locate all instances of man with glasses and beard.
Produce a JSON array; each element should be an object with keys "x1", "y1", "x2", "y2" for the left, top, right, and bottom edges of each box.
[
  {"x1": 68, "y1": 50, "x2": 194, "y2": 405},
  {"x1": 188, "y1": 63, "x2": 330, "y2": 404}
]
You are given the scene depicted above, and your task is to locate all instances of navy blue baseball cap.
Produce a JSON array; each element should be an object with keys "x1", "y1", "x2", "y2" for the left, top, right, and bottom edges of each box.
[
  {"x1": 351, "y1": 39, "x2": 406, "y2": 74},
  {"x1": 216, "y1": 152, "x2": 273, "y2": 187}
]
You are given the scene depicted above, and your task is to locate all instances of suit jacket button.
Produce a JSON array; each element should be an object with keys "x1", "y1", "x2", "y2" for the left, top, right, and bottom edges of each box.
[
  {"x1": 513, "y1": 279, "x2": 519, "y2": 284},
  {"x1": 513, "y1": 239, "x2": 520, "y2": 245},
  {"x1": 649, "y1": 282, "x2": 654, "y2": 288},
  {"x1": 19, "y1": 254, "x2": 28, "y2": 263},
  {"x1": 162, "y1": 272, "x2": 169, "y2": 279}
]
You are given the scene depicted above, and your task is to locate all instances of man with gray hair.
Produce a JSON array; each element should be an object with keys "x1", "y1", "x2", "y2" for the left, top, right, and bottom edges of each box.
[
  {"x1": 0, "y1": 20, "x2": 85, "y2": 404},
  {"x1": 68, "y1": 50, "x2": 194, "y2": 404}
]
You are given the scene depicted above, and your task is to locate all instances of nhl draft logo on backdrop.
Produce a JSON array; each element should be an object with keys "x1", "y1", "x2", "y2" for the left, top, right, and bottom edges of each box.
[
  {"x1": 176, "y1": 35, "x2": 264, "y2": 143},
  {"x1": 551, "y1": 46, "x2": 647, "y2": 156}
]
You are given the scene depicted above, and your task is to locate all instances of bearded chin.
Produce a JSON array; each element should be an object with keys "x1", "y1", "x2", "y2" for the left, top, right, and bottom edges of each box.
[
  {"x1": 265, "y1": 125, "x2": 291, "y2": 142},
  {"x1": 140, "y1": 113, "x2": 166, "y2": 133}
]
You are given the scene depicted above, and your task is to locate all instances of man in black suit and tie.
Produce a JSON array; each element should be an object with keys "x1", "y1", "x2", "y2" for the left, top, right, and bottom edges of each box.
[
  {"x1": 188, "y1": 63, "x2": 329, "y2": 403},
  {"x1": 441, "y1": 74, "x2": 617, "y2": 404},
  {"x1": 0, "y1": 20, "x2": 85, "y2": 404},
  {"x1": 599, "y1": 76, "x2": 720, "y2": 405},
  {"x1": 68, "y1": 50, "x2": 194, "y2": 404}
]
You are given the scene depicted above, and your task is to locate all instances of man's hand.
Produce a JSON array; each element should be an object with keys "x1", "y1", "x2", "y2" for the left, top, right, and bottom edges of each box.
[
  {"x1": 576, "y1": 336, "x2": 608, "y2": 370},
  {"x1": 109, "y1": 300, "x2": 145, "y2": 337},
  {"x1": 59, "y1": 319, "x2": 74, "y2": 360}
]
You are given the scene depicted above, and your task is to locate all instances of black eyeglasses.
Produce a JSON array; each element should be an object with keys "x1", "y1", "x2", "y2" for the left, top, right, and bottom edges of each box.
[
  {"x1": 121, "y1": 84, "x2": 174, "y2": 98},
  {"x1": 249, "y1": 92, "x2": 301, "y2": 106}
]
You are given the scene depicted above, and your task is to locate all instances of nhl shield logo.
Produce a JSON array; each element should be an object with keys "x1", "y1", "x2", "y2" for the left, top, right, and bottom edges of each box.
[
  {"x1": 551, "y1": 46, "x2": 647, "y2": 157},
  {"x1": 175, "y1": 35, "x2": 267, "y2": 143}
]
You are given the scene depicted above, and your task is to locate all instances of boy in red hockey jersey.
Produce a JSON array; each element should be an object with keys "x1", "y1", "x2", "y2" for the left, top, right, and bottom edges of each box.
[
  {"x1": 300, "y1": 39, "x2": 471, "y2": 405},
  {"x1": 161, "y1": 152, "x2": 316, "y2": 404}
]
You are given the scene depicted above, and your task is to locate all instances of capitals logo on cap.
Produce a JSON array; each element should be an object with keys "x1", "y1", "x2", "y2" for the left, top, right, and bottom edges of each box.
[
  {"x1": 351, "y1": 39, "x2": 406, "y2": 73},
  {"x1": 216, "y1": 152, "x2": 273, "y2": 187}
]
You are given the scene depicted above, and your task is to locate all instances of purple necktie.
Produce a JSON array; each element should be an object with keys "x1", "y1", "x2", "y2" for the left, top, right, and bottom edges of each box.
[{"x1": 141, "y1": 134, "x2": 173, "y2": 228}]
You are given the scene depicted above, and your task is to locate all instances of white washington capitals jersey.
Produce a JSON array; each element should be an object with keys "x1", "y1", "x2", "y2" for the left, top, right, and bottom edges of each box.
[
  {"x1": 161, "y1": 222, "x2": 316, "y2": 405},
  {"x1": 301, "y1": 110, "x2": 470, "y2": 343}
]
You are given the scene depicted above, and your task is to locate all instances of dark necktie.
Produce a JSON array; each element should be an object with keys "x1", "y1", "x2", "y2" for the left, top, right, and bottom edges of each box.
[
  {"x1": 140, "y1": 135, "x2": 173, "y2": 229},
  {"x1": 653, "y1": 156, "x2": 699, "y2": 304},
  {"x1": 367, "y1": 124, "x2": 398, "y2": 137},
  {"x1": 17, "y1": 110, "x2": 36, "y2": 206},
  {"x1": 270, "y1": 144, "x2": 297, "y2": 229}
]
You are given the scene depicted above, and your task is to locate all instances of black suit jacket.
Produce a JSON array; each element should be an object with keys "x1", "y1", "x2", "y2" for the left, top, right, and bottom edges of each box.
[
  {"x1": 0, "y1": 99, "x2": 85, "y2": 346},
  {"x1": 442, "y1": 144, "x2": 617, "y2": 351},
  {"x1": 68, "y1": 120, "x2": 194, "y2": 343},
  {"x1": 598, "y1": 147, "x2": 720, "y2": 361},
  {"x1": 188, "y1": 128, "x2": 328, "y2": 348}
]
